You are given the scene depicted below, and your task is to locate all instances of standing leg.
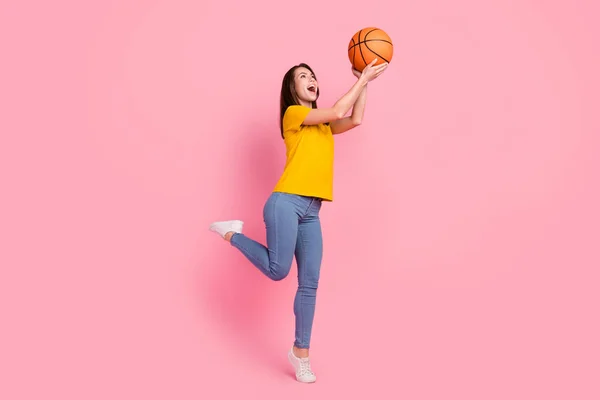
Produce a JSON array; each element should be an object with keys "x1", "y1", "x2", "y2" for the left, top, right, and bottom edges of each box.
[
  {"x1": 288, "y1": 198, "x2": 322, "y2": 383},
  {"x1": 293, "y1": 209, "x2": 323, "y2": 349}
]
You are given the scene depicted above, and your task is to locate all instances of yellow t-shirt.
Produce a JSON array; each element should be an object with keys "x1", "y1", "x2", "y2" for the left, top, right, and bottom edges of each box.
[{"x1": 273, "y1": 105, "x2": 335, "y2": 201}]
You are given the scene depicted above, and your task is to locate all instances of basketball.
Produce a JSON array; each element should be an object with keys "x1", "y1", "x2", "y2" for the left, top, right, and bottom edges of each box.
[{"x1": 348, "y1": 27, "x2": 393, "y2": 72}]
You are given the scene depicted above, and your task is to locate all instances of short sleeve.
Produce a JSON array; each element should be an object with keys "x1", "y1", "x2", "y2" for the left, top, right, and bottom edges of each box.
[{"x1": 282, "y1": 105, "x2": 311, "y2": 134}]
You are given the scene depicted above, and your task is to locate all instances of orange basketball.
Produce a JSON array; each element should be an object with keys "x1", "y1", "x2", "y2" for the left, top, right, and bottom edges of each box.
[{"x1": 348, "y1": 27, "x2": 393, "y2": 72}]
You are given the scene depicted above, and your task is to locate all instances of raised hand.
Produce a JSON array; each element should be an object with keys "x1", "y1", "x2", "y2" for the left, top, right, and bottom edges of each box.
[{"x1": 359, "y1": 58, "x2": 388, "y2": 82}]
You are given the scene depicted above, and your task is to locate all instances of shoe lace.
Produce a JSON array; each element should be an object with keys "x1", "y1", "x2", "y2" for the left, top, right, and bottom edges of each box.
[{"x1": 298, "y1": 358, "x2": 315, "y2": 377}]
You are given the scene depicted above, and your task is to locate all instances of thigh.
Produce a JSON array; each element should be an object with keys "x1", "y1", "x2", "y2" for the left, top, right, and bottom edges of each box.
[
  {"x1": 263, "y1": 193, "x2": 300, "y2": 269},
  {"x1": 295, "y1": 214, "x2": 323, "y2": 285}
]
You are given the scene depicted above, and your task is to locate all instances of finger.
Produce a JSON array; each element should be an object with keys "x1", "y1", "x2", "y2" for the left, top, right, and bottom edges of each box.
[
  {"x1": 368, "y1": 58, "x2": 378, "y2": 66},
  {"x1": 370, "y1": 64, "x2": 382, "y2": 73}
]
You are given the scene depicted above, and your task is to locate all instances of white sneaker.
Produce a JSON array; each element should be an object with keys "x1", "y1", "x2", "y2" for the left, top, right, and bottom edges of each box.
[
  {"x1": 288, "y1": 348, "x2": 316, "y2": 383},
  {"x1": 209, "y1": 220, "x2": 243, "y2": 238}
]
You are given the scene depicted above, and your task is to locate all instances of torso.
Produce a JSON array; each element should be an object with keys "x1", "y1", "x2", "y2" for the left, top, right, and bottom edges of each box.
[{"x1": 273, "y1": 119, "x2": 335, "y2": 202}]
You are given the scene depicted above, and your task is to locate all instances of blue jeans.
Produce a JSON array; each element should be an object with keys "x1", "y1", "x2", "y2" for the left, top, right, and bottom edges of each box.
[{"x1": 230, "y1": 192, "x2": 323, "y2": 349}]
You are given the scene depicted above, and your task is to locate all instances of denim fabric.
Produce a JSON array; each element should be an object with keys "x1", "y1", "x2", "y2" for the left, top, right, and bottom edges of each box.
[{"x1": 230, "y1": 192, "x2": 323, "y2": 349}]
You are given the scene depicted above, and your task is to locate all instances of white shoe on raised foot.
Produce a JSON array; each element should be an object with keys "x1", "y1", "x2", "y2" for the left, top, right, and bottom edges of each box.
[
  {"x1": 288, "y1": 348, "x2": 316, "y2": 383},
  {"x1": 209, "y1": 220, "x2": 243, "y2": 238}
]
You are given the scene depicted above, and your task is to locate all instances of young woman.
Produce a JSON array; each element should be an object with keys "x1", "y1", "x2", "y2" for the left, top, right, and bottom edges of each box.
[{"x1": 210, "y1": 59, "x2": 388, "y2": 383}]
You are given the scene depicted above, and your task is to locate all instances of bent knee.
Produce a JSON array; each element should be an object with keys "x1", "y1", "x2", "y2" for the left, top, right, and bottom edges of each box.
[{"x1": 269, "y1": 263, "x2": 292, "y2": 281}]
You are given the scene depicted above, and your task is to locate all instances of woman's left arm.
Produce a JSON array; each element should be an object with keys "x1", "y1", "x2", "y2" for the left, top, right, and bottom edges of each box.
[{"x1": 330, "y1": 68, "x2": 370, "y2": 135}]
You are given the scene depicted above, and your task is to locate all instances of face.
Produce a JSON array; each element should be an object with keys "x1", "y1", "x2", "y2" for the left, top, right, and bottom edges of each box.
[{"x1": 293, "y1": 67, "x2": 318, "y2": 106}]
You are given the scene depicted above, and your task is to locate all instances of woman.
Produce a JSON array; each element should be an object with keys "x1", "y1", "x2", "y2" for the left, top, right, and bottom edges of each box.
[{"x1": 210, "y1": 58, "x2": 388, "y2": 383}]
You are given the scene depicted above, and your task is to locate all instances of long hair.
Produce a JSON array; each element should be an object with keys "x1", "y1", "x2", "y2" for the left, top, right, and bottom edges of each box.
[{"x1": 279, "y1": 63, "x2": 319, "y2": 138}]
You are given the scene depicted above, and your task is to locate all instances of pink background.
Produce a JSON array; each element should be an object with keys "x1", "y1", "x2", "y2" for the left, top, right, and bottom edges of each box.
[{"x1": 1, "y1": 0, "x2": 599, "y2": 398}]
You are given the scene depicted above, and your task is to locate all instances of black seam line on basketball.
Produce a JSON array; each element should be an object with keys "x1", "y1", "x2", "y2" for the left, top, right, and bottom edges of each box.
[
  {"x1": 353, "y1": 33, "x2": 359, "y2": 66},
  {"x1": 357, "y1": 29, "x2": 368, "y2": 67},
  {"x1": 363, "y1": 41, "x2": 390, "y2": 63},
  {"x1": 363, "y1": 28, "x2": 379, "y2": 41},
  {"x1": 347, "y1": 39, "x2": 393, "y2": 51},
  {"x1": 348, "y1": 39, "x2": 393, "y2": 51},
  {"x1": 347, "y1": 28, "x2": 379, "y2": 50}
]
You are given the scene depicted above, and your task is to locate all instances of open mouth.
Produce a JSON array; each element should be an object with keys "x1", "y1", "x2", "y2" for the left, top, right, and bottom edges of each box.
[{"x1": 307, "y1": 84, "x2": 316, "y2": 93}]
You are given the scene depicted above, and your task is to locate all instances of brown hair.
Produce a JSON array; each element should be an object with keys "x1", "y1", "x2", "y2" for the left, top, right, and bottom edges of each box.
[{"x1": 279, "y1": 63, "x2": 320, "y2": 138}]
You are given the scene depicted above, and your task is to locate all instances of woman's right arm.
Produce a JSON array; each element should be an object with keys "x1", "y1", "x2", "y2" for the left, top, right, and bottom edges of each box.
[{"x1": 303, "y1": 59, "x2": 388, "y2": 125}]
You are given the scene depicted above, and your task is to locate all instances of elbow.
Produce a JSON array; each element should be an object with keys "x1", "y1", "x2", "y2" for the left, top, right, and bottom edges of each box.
[
  {"x1": 334, "y1": 110, "x2": 346, "y2": 120},
  {"x1": 332, "y1": 105, "x2": 347, "y2": 120}
]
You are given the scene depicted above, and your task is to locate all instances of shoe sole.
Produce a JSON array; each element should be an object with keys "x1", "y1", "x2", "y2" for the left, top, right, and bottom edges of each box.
[{"x1": 208, "y1": 220, "x2": 243, "y2": 233}]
